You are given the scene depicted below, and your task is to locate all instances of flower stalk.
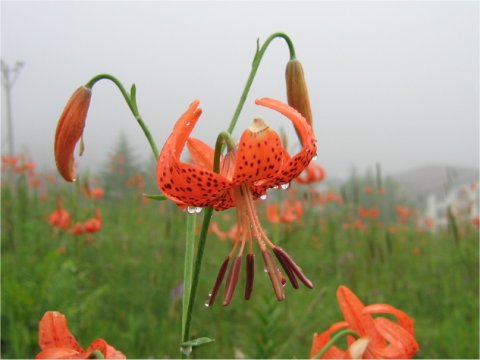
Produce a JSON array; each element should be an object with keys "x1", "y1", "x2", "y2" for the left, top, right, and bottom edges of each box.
[{"x1": 85, "y1": 74, "x2": 159, "y2": 158}]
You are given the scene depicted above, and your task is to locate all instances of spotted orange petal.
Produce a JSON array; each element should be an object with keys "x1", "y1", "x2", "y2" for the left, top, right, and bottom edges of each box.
[
  {"x1": 254, "y1": 98, "x2": 317, "y2": 187},
  {"x1": 232, "y1": 118, "x2": 285, "y2": 185},
  {"x1": 157, "y1": 101, "x2": 233, "y2": 209},
  {"x1": 38, "y1": 311, "x2": 83, "y2": 352}
]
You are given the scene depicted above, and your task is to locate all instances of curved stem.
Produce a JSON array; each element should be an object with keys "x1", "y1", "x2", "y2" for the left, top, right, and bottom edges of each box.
[
  {"x1": 213, "y1": 131, "x2": 237, "y2": 172},
  {"x1": 85, "y1": 74, "x2": 159, "y2": 158},
  {"x1": 312, "y1": 329, "x2": 360, "y2": 359},
  {"x1": 227, "y1": 32, "x2": 296, "y2": 135}
]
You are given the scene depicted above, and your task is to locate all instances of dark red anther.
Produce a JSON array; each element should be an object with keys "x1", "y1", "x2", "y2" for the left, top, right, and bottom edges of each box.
[
  {"x1": 207, "y1": 257, "x2": 230, "y2": 307},
  {"x1": 223, "y1": 256, "x2": 242, "y2": 306},
  {"x1": 245, "y1": 253, "x2": 255, "y2": 300}
]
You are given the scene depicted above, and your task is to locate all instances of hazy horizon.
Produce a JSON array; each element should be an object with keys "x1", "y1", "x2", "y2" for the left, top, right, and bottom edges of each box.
[{"x1": 2, "y1": 1, "x2": 479, "y2": 180}]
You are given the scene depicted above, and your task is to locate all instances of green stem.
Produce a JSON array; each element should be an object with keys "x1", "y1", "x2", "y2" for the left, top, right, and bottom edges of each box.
[
  {"x1": 227, "y1": 32, "x2": 296, "y2": 134},
  {"x1": 181, "y1": 213, "x2": 197, "y2": 346},
  {"x1": 181, "y1": 207, "x2": 213, "y2": 358},
  {"x1": 85, "y1": 74, "x2": 159, "y2": 158},
  {"x1": 312, "y1": 329, "x2": 360, "y2": 359}
]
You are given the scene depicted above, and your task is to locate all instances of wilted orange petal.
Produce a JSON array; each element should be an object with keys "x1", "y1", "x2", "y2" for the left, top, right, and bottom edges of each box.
[{"x1": 54, "y1": 86, "x2": 92, "y2": 182}]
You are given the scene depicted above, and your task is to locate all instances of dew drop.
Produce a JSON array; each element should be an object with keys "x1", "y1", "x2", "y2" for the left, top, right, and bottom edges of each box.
[
  {"x1": 312, "y1": 154, "x2": 318, "y2": 161},
  {"x1": 260, "y1": 194, "x2": 267, "y2": 200},
  {"x1": 186, "y1": 206, "x2": 203, "y2": 214},
  {"x1": 280, "y1": 183, "x2": 291, "y2": 190},
  {"x1": 273, "y1": 185, "x2": 279, "y2": 190},
  {"x1": 204, "y1": 302, "x2": 210, "y2": 308}
]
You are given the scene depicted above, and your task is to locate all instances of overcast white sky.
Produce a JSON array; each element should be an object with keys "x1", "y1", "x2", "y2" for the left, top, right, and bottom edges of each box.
[{"x1": 1, "y1": 1, "x2": 478, "y2": 180}]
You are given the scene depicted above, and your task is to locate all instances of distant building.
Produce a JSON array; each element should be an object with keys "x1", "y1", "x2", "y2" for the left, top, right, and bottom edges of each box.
[{"x1": 422, "y1": 181, "x2": 479, "y2": 230}]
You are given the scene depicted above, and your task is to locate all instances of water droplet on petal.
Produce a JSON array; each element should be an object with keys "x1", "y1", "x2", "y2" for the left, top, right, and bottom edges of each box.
[
  {"x1": 312, "y1": 154, "x2": 318, "y2": 161},
  {"x1": 260, "y1": 194, "x2": 267, "y2": 200},
  {"x1": 273, "y1": 185, "x2": 279, "y2": 190},
  {"x1": 280, "y1": 183, "x2": 291, "y2": 190},
  {"x1": 186, "y1": 206, "x2": 203, "y2": 214}
]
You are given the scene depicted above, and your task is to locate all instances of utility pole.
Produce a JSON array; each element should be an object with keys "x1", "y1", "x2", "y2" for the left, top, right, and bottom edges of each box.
[{"x1": 1, "y1": 59, "x2": 24, "y2": 156}]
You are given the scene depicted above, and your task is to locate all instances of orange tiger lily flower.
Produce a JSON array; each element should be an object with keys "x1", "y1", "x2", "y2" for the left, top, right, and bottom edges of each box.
[
  {"x1": 157, "y1": 97, "x2": 317, "y2": 305},
  {"x1": 36, "y1": 311, "x2": 126, "y2": 359},
  {"x1": 54, "y1": 86, "x2": 92, "y2": 182},
  {"x1": 310, "y1": 286, "x2": 419, "y2": 359},
  {"x1": 267, "y1": 198, "x2": 304, "y2": 224},
  {"x1": 83, "y1": 209, "x2": 102, "y2": 233},
  {"x1": 49, "y1": 198, "x2": 71, "y2": 230}
]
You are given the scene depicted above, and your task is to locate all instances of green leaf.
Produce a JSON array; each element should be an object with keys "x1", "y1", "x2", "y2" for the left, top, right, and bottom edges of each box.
[
  {"x1": 182, "y1": 337, "x2": 215, "y2": 348},
  {"x1": 143, "y1": 193, "x2": 167, "y2": 201}
]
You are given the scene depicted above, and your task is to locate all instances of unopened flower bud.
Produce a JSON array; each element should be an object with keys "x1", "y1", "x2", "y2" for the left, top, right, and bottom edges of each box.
[
  {"x1": 285, "y1": 59, "x2": 313, "y2": 144},
  {"x1": 54, "y1": 86, "x2": 92, "y2": 182}
]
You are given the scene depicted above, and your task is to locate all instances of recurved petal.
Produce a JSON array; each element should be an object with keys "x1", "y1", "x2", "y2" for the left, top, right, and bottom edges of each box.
[
  {"x1": 369, "y1": 317, "x2": 419, "y2": 359},
  {"x1": 364, "y1": 304, "x2": 416, "y2": 336},
  {"x1": 38, "y1": 311, "x2": 83, "y2": 352},
  {"x1": 54, "y1": 86, "x2": 92, "y2": 182},
  {"x1": 157, "y1": 101, "x2": 233, "y2": 209},
  {"x1": 336, "y1": 286, "x2": 384, "y2": 348},
  {"x1": 255, "y1": 98, "x2": 317, "y2": 186}
]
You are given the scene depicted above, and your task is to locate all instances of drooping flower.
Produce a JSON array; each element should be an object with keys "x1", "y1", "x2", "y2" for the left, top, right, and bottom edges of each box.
[
  {"x1": 310, "y1": 286, "x2": 419, "y2": 359},
  {"x1": 157, "y1": 97, "x2": 317, "y2": 305},
  {"x1": 49, "y1": 198, "x2": 71, "y2": 230},
  {"x1": 36, "y1": 311, "x2": 126, "y2": 359},
  {"x1": 83, "y1": 209, "x2": 102, "y2": 233},
  {"x1": 54, "y1": 86, "x2": 92, "y2": 182}
]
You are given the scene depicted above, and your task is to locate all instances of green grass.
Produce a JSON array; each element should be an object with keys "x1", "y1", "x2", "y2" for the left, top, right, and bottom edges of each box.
[{"x1": 1, "y1": 179, "x2": 479, "y2": 359}]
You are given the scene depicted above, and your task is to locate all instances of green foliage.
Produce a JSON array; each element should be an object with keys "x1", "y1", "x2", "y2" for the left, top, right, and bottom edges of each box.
[{"x1": 1, "y1": 177, "x2": 479, "y2": 359}]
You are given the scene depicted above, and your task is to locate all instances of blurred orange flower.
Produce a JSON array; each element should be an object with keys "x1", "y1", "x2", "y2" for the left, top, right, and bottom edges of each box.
[
  {"x1": 36, "y1": 311, "x2": 125, "y2": 359},
  {"x1": 267, "y1": 199, "x2": 304, "y2": 224},
  {"x1": 295, "y1": 162, "x2": 325, "y2": 184},
  {"x1": 310, "y1": 286, "x2": 419, "y2": 359},
  {"x1": 49, "y1": 198, "x2": 71, "y2": 230}
]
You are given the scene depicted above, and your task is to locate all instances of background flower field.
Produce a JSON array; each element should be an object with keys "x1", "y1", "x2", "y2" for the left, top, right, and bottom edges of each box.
[{"x1": 1, "y1": 155, "x2": 478, "y2": 359}]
